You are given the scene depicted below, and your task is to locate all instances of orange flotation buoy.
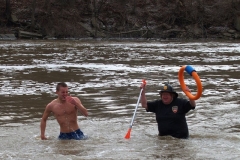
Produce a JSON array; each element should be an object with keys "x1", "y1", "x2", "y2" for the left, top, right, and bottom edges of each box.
[{"x1": 178, "y1": 65, "x2": 202, "y2": 100}]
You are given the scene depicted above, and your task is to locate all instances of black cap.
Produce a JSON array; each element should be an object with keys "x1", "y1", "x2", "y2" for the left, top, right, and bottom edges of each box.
[{"x1": 159, "y1": 83, "x2": 178, "y2": 98}]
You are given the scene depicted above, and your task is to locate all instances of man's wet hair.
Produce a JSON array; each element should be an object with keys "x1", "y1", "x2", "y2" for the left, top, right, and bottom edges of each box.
[{"x1": 56, "y1": 82, "x2": 68, "y2": 91}]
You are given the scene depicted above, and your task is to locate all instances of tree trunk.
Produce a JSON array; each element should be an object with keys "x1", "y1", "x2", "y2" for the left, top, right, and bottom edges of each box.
[
  {"x1": 197, "y1": 0, "x2": 205, "y2": 37},
  {"x1": 90, "y1": 0, "x2": 98, "y2": 37},
  {"x1": 31, "y1": 0, "x2": 36, "y2": 31},
  {"x1": 5, "y1": 0, "x2": 12, "y2": 23},
  {"x1": 43, "y1": 0, "x2": 51, "y2": 14}
]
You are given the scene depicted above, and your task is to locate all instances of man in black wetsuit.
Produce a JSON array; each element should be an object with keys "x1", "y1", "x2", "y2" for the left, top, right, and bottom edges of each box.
[{"x1": 140, "y1": 83, "x2": 196, "y2": 139}]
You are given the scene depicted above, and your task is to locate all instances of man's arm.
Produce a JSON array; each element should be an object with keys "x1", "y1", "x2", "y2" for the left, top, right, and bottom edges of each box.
[
  {"x1": 189, "y1": 99, "x2": 196, "y2": 108},
  {"x1": 40, "y1": 105, "x2": 51, "y2": 140},
  {"x1": 67, "y1": 96, "x2": 88, "y2": 117},
  {"x1": 140, "y1": 83, "x2": 148, "y2": 109},
  {"x1": 185, "y1": 86, "x2": 196, "y2": 107}
]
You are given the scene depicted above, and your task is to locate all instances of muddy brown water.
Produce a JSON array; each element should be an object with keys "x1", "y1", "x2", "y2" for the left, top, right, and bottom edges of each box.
[{"x1": 0, "y1": 39, "x2": 240, "y2": 160}]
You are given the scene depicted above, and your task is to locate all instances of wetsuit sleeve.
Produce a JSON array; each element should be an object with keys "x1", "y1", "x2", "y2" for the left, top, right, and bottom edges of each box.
[
  {"x1": 146, "y1": 100, "x2": 159, "y2": 113},
  {"x1": 182, "y1": 99, "x2": 195, "y2": 113}
]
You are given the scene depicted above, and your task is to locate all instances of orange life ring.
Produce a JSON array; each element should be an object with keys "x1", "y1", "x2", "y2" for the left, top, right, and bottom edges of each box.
[{"x1": 178, "y1": 65, "x2": 202, "y2": 100}]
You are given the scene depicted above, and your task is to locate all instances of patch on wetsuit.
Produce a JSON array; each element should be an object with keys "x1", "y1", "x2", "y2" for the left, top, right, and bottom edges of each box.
[{"x1": 172, "y1": 106, "x2": 178, "y2": 113}]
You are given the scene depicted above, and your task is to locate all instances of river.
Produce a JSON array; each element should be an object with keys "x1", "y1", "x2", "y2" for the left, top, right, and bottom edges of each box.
[{"x1": 0, "y1": 39, "x2": 240, "y2": 160}]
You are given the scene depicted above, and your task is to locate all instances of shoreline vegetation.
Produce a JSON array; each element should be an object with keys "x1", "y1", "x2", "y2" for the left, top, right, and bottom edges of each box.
[{"x1": 0, "y1": 0, "x2": 240, "y2": 40}]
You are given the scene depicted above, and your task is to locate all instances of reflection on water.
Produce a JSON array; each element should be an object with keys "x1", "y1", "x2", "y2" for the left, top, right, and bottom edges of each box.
[{"x1": 0, "y1": 40, "x2": 240, "y2": 159}]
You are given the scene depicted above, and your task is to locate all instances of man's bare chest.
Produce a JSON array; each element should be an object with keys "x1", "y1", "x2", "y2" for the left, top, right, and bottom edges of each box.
[{"x1": 52, "y1": 103, "x2": 77, "y2": 116}]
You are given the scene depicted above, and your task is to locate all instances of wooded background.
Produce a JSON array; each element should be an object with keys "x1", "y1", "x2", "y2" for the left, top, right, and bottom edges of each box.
[{"x1": 1, "y1": 0, "x2": 240, "y2": 39}]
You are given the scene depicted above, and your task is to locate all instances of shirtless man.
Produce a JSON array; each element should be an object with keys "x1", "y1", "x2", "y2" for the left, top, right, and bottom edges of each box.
[{"x1": 40, "y1": 82, "x2": 88, "y2": 140}]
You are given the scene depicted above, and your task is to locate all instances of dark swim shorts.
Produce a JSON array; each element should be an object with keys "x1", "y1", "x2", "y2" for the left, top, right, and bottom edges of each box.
[{"x1": 58, "y1": 129, "x2": 88, "y2": 140}]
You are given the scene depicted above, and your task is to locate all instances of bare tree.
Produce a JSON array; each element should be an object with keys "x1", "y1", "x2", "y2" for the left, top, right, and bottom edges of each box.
[
  {"x1": 5, "y1": 0, "x2": 12, "y2": 23},
  {"x1": 31, "y1": 0, "x2": 36, "y2": 31},
  {"x1": 90, "y1": 0, "x2": 108, "y2": 37},
  {"x1": 43, "y1": 0, "x2": 51, "y2": 14}
]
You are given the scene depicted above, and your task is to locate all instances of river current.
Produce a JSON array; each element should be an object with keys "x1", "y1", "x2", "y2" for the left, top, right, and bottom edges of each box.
[{"x1": 0, "y1": 39, "x2": 240, "y2": 160}]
